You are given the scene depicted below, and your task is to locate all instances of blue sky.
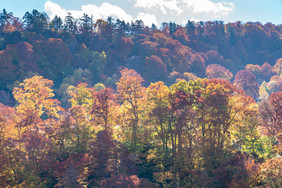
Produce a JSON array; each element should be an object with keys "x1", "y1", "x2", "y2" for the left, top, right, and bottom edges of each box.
[{"x1": 1, "y1": 0, "x2": 281, "y2": 26}]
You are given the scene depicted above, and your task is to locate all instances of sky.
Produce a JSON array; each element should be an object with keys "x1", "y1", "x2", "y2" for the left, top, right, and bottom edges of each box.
[{"x1": 0, "y1": 0, "x2": 281, "y2": 26}]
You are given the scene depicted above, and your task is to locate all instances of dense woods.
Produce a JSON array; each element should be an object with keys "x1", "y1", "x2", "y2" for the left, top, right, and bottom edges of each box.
[{"x1": 0, "y1": 9, "x2": 281, "y2": 187}]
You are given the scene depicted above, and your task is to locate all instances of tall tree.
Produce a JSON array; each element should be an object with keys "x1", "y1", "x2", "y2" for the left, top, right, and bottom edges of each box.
[
  {"x1": 116, "y1": 68, "x2": 145, "y2": 151},
  {"x1": 49, "y1": 15, "x2": 63, "y2": 32},
  {"x1": 64, "y1": 12, "x2": 77, "y2": 34},
  {"x1": 80, "y1": 13, "x2": 92, "y2": 34},
  {"x1": 91, "y1": 88, "x2": 118, "y2": 131},
  {"x1": 234, "y1": 69, "x2": 259, "y2": 100},
  {"x1": 22, "y1": 9, "x2": 49, "y2": 32}
]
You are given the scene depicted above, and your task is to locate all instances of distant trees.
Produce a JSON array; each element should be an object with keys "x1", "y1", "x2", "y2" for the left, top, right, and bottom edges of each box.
[
  {"x1": 49, "y1": 15, "x2": 63, "y2": 32},
  {"x1": 64, "y1": 12, "x2": 77, "y2": 34},
  {"x1": 234, "y1": 70, "x2": 259, "y2": 99},
  {"x1": 206, "y1": 64, "x2": 233, "y2": 81},
  {"x1": 22, "y1": 9, "x2": 49, "y2": 32}
]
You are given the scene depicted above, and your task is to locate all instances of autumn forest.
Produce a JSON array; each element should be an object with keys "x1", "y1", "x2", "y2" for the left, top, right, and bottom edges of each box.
[{"x1": 0, "y1": 9, "x2": 281, "y2": 187}]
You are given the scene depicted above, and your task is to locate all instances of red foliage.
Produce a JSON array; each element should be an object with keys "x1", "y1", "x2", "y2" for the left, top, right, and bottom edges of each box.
[
  {"x1": 114, "y1": 37, "x2": 135, "y2": 58},
  {"x1": 143, "y1": 55, "x2": 167, "y2": 82},
  {"x1": 206, "y1": 64, "x2": 233, "y2": 80},
  {"x1": 91, "y1": 88, "x2": 117, "y2": 130},
  {"x1": 190, "y1": 52, "x2": 206, "y2": 76},
  {"x1": 0, "y1": 42, "x2": 40, "y2": 87},
  {"x1": 261, "y1": 62, "x2": 275, "y2": 81},
  {"x1": 269, "y1": 91, "x2": 282, "y2": 143},
  {"x1": 234, "y1": 70, "x2": 259, "y2": 99},
  {"x1": 54, "y1": 153, "x2": 92, "y2": 187},
  {"x1": 33, "y1": 38, "x2": 73, "y2": 80},
  {"x1": 100, "y1": 174, "x2": 154, "y2": 188},
  {"x1": 206, "y1": 50, "x2": 225, "y2": 66}
]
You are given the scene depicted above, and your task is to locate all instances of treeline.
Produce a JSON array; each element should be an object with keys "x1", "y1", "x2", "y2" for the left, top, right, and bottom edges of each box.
[
  {"x1": 0, "y1": 71, "x2": 281, "y2": 187},
  {"x1": 0, "y1": 9, "x2": 281, "y2": 106}
]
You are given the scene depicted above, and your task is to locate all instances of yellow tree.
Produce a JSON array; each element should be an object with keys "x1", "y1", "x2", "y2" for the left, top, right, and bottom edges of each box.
[
  {"x1": 0, "y1": 104, "x2": 19, "y2": 186},
  {"x1": 146, "y1": 81, "x2": 170, "y2": 151},
  {"x1": 116, "y1": 68, "x2": 145, "y2": 151},
  {"x1": 67, "y1": 83, "x2": 94, "y2": 153},
  {"x1": 67, "y1": 83, "x2": 93, "y2": 110},
  {"x1": 12, "y1": 75, "x2": 61, "y2": 186},
  {"x1": 13, "y1": 75, "x2": 61, "y2": 130}
]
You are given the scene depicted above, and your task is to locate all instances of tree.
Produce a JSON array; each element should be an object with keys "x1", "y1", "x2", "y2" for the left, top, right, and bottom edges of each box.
[
  {"x1": 54, "y1": 153, "x2": 91, "y2": 187},
  {"x1": 273, "y1": 58, "x2": 282, "y2": 75},
  {"x1": 206, "y1": 64, "x2": 233, "y2": 81},
  {"x1": 0, "y1": 9, "x2": 13, "y2": 28},
  {"x1": 234, "y1": 70, "x2": 259, "y2": 99},
  {"x1": 145, "y1": 81, "x2": 171, "y2": 174},
  {"x1": 245, "y1": 64, "x2": 262, "y2": 79},
  {"x1": 22, "y1": 9, "x2": 49, "y2": 32},
  {"x1": 146, "y1": 81, "x2": 170, "y2": 150},
  {"x1": 143, "y1": 55, "x2": 167, "y2": 83},
  {"x1": 49, "y1": 15, "x2": 63, "y2": 32},
  {"x1": 185, "y1": 20, "x2": 195, "y2": 36},
  {"x1": 0, "y1": 103, "x2": 19, "y2": 187},
  {"x1": 80, "y1": 13, "x2": 92, "y2": 34},
  {"x1": 116, "y1": 68, "x2": 145, "y2": 151},
  {"x1": 68, "y1": 105, "x2": 92, "y2": 153},
  {"x1": 13, "y1": 75, "x2": 61, "y2": 129},
  {"x1": 91, "y1": 88, "x2": 118, "y2": 131},
  {"x1": 261, "y1": 62, "x2": 275, "y2": 81},
  {"x1": 197, "y1": 79, "x2": 235, "y2": 173},
  {"x1": 64, "y1": 12, "x2": 77, "y2": 33},
  {"x1": 88, "y1": 130, "x2": 139, "y2": 187},
  {"x1": 12, "y1": 76, "x2": 62, "y2": 187},
  {"x1": 68, "y1": 83, "x2": 92, "y2": 110},
  {"x1": 168, "y1": 79, "x2": 203, "y2": 186},
  {"x1": 259, "y1": 91, "x2": 282, "y2": 154},
  {"x1": 258, "y1": 158, "x2": 282, "y2": 187}
]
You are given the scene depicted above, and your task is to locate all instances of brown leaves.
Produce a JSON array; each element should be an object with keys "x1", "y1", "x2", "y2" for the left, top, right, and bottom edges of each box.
[
  {"x1": 91, "y1": 88, "x2": 118, "y2": 131},
  {"x1": 54, "y1": 153, "x2": 92, "y2": 188}
]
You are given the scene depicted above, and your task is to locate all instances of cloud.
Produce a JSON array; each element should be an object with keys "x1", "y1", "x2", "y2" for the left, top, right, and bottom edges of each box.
[
  {"x1": 44, "y1": 1, "x2": 67, "y2": 19},
  {"x1": 81, "y1": 3, "x2": 133, "y2": 23},
  {"x1": 182, "y1": 0, "x2": 235, "y2": 18},
  {"x1": 134, "y1": 0, "x2": 182, "y2": 15},
  {"x1": 44, "y1": 0, "x2": 235, "y2": 27},
  {"x1": 136, "y1": 13, "x2": 158, "y2": 26},
  {"x1": 44, "y1": 1, "x2": 133, "y2": 23},
  {"x1": 133, "y1": 0, "x2": 235, "y2": 20}
]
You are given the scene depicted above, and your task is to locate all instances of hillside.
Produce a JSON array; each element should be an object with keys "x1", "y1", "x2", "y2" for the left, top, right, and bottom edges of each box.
[
  {"x1": 0, "y1": 9, "x2": 281, "y2": 187},
  {"x1": 0, "y1": 9, "x2": 281, "y2": 105}
]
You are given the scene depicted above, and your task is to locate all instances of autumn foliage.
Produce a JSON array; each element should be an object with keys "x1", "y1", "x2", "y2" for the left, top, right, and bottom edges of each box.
[{"x1": 0, "y1": 8, "x2": 281, "y2": 187}]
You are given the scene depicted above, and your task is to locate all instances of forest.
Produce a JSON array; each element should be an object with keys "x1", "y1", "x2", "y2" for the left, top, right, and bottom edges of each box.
[{"x1": 0, "y1": 9, "x2": 281, "y2": 187}]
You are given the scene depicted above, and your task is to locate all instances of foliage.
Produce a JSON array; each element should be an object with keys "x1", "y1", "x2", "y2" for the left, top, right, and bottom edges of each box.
[{"x1": 0, "y1": 9, "x2": 281, "y2": 187}]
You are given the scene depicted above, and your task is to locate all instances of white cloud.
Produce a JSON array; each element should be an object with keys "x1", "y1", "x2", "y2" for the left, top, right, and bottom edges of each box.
[
  {"x1": 182, "y1": 0, "x2": 235, "y2": 18},
  {"x1": 44, "y1": 0, "x2": 235, "y2": 27},
  {"x1": 44, "y1": 1, "x2": 67, "y2": 19},
  {"x1": 133, "y1": 0, "x2": 235, "y2": 20},
  {"x1": 44, "y1": 1, "x2": 133, "y2": 23},
  {"x1": 134, "y1": 0, "x2": 182, "y2": 15},
  {"x1": 136, "y1": 13, "x2": 158, "y2": 26},
  {"x1": 81, "y1": 3, "x2": 133, "y2": 23}
]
